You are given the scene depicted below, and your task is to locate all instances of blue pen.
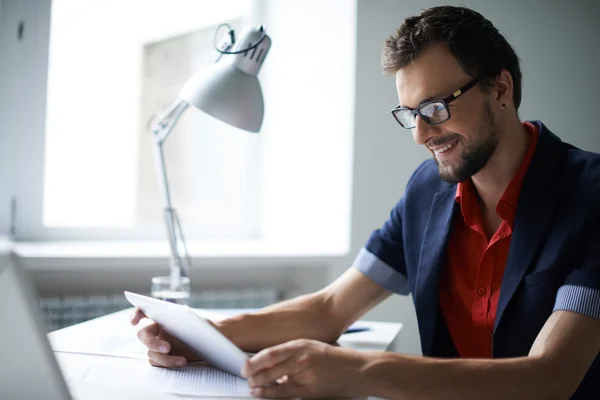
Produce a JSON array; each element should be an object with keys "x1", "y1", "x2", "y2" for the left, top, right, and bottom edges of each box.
[{"x1": 344, "y1": 325, "x2": 371, "y2": 334}]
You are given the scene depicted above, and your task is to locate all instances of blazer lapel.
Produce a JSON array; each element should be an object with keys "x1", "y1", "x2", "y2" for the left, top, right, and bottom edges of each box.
[
  {"x1": 494, "y1": 121, "x2": 564, "y2": 330},
  {"x1": 415, "y1": 187, "x2": 458, "y2": 355},
  {"x1": 494, "y1": 181, "x2": 556, "y2": 330}
]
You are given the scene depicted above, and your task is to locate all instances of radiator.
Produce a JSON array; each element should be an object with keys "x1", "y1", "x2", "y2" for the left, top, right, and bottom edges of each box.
[{"x1": 38, "y1": 289, "x2": 280, "y2": 332}]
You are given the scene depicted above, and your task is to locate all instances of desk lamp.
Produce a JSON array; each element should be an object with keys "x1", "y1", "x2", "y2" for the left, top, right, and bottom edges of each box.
[{"x1": 149, "y1": 25, "x2": 271, "y2": 302}]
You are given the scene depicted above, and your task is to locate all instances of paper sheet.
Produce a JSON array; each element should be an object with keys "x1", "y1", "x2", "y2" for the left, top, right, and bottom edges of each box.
[
  {"x1": 83, "y1": 361, "x2": 252, "y2": 397},
  {"x1": 50, "y1": 334, "x2": 149, "y2": 359}
]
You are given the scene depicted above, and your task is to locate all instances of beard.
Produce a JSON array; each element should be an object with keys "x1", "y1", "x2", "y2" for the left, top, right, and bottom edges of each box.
[{"x1": 434, "y1": 102, "x2": 499, "y2": 183}]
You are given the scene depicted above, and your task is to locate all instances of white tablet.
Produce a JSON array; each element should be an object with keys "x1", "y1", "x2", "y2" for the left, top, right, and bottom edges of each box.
[{"x1": 124, "y1": 291, "x2": 249, "y2": 378}]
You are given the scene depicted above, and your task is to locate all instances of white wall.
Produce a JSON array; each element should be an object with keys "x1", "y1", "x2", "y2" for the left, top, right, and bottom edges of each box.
[
  {"x1": 0, "y1": 0, "x2": 11, "y2": 235},
  {"x1": 0, "y1": 0, "x2": 50, "y2": 238}
]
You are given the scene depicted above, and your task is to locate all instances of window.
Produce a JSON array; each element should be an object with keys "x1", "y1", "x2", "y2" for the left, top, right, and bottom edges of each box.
[
  {"x1": 42, "y1": 0, "x2": 258, "y2": 239},
  {"x1": 2, "y1": 0, "x2": 355, "y2": 256}
]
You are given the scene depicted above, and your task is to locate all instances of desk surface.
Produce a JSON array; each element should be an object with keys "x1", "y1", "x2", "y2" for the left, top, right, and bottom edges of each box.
[{"x1": 50, "y1": 309, "x2": 402, "y2": 399}]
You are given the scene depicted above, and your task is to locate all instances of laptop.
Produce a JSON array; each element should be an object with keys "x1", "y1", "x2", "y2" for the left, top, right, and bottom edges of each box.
[
  {"x1": 0, "y1": 249, "x2": 173, "y2": 400},
  {"x1": 0, "y1": 249, "x2": 72, "y2": 400}
]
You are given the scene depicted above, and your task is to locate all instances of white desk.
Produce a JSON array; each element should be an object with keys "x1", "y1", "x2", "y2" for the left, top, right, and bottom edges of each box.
[{"x1": 49, "y1": 309, "x2": 402, "y2": 399}]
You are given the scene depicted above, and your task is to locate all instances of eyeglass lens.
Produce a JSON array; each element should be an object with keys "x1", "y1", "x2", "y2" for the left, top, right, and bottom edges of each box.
[{"x1": 395, "y1": 101, "x2": 449, "y2": 128}]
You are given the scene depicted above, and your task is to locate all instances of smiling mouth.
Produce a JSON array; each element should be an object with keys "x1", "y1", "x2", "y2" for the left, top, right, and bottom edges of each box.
[{"x1": 429, "y1": 139, "x2": 459, "y2": 154}]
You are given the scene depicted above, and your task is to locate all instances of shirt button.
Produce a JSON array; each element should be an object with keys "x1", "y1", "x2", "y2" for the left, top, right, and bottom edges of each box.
[{"x1": 477, "y1": 287, "x2": 486, "y2": 296}]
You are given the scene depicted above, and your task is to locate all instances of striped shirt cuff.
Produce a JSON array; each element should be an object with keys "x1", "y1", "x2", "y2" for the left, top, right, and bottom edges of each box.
[
  {"x1": 353, "y1": 248, "x2": 410, "y2": 295},
  {"x1": 553, "y1": 284, "x2": 600, "y2": 319}
]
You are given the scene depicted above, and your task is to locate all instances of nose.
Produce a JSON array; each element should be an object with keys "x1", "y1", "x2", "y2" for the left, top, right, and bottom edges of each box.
[{"x1": 412, "y1": 114, "x2": 435, "y2": 145}]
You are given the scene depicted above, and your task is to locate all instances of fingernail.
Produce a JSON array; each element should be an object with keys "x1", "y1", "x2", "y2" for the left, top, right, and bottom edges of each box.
[
  {"x1": 175, "y1": 359, "x2": 186, "y2": 367},
  {"x1": 159, "y1": 345, "x2": 169, "y2": 353},
  {"x1": 250, "y1": 389, "x2": 259, "y2": 397}
]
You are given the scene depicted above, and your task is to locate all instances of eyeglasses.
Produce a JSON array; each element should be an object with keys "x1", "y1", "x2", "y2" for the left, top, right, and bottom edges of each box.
[{"x1": 391, "y1": 78, "x2": 480, "y2": 129}]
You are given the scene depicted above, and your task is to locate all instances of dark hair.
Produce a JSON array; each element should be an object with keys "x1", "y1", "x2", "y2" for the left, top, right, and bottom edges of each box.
[{"x1": 382, "y1": 6, "x2": 522, "y2": 109}]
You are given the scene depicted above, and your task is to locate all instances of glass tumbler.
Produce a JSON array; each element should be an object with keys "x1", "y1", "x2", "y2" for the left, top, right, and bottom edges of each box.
[{"x1": 150, "y1": 275, "x2": 191, "y2": 305}]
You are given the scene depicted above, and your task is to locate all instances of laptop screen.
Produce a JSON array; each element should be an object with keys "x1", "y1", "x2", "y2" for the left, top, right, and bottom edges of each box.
[{"x1": 0, "y1": 250, "x2": 72, "y2": 400}]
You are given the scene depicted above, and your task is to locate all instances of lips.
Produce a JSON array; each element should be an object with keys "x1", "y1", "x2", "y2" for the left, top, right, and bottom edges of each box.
[{"x1": 428, "y1": 139, "x2": 459, "y2": 154}]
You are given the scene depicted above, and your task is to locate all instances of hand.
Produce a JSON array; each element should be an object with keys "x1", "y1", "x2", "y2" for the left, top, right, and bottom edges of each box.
[
  {"x1": 130, "y1": 308, "x2": 203, "y2": 368},
  {"x1": 241, "y1": 339, "x2": 369, "y2": 399}
]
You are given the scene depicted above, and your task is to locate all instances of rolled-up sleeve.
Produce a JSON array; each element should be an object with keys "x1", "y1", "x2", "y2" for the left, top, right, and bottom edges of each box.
[
  {"x1": 553, "y1": 228, "x2": 600, "y2": 319},
  {"x1": 353, "y1": 198, "x2": 410, "y2": 295}
]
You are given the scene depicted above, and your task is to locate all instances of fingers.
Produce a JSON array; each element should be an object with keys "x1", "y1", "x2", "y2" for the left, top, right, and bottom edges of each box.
[
  {"x1": 242, "y1": 341, "x2": 297, "y2": 378},
  {"x1": 130, "y1": 308, "x2": 147, "y2": 325},
  {"x1": 136, "y1": 321, "x2": 187, "y2": 368},
  {"x1": 250, "y1": 381, "x2": 298, "y2": 399},
  {"x1": 136, "y1": 322, "x2": 171, "y2": 354},
  {"x1": 131, "y1": 308, "x2": 187, "y2": 368},
  {"x1": 243, "y1": 340, "x2": 311, "y2": 383},
  {"x1": 147, "y1": 349, "x2": 187, "y2": 368},
  {"x1": 248, "y1": 354, "x2": 305, "y2": 388}
]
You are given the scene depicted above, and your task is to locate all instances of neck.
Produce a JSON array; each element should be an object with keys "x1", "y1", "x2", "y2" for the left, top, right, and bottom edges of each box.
[{"x1": 471, "y1": 118, "x2": 529, "y2": 212}]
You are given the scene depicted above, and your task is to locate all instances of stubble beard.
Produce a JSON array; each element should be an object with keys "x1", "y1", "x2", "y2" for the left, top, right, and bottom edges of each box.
[{"x1": 435, "y1": 102, "x2": 499, "y2": 184}]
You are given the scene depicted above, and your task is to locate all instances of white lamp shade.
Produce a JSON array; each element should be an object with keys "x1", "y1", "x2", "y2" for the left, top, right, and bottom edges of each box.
[{"x1": 179, "y1": 62, "x2": 264, "y2": 133}]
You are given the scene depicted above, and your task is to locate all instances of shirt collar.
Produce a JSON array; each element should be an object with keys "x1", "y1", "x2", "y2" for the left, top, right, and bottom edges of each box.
[{"x1": 455, "y1": 121, "x2": 540, "y2": 228}]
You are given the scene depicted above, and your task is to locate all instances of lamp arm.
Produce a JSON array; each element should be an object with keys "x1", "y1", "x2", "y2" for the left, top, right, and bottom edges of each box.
[
  {"x1": 151, "y1": 99, "x2": 192, "y2": 288},
  {"x1": 152, "y1": 99, "x2": 189, "y2": 144}
]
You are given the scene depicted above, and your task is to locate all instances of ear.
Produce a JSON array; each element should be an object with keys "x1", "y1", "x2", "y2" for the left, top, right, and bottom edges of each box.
[{"x1": 492, "y1": 69, "x2": 513, "y2": 110}]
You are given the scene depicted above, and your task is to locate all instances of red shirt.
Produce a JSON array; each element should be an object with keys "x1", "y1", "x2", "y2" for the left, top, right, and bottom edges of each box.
[{"x1": 439, "y1": 122, "x2": 539, "y2": 358}]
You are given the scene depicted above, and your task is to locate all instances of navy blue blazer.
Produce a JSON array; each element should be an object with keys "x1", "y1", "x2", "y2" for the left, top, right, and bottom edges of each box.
[{"x1": 355, "y1": 121, "x2": 600, "y2": 398}]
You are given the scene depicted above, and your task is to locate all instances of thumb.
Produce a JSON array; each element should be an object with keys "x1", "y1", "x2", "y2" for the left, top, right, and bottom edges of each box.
[{"x1": 130, "y1": 308, "x2": 148, "y2": 325}]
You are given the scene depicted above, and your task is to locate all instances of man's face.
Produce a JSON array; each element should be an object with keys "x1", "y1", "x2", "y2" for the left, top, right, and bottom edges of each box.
[{"x1": 395, "y1": 44, "x2": 499, "y2": 183}]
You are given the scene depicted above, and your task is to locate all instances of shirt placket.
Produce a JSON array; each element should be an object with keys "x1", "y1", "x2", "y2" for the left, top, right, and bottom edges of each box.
[{"x1": 472, "y1": 245, "x2": 494, "y2": 334}]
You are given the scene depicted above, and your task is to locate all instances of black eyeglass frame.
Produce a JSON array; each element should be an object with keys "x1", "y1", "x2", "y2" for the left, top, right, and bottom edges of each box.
[{"x1": 391, "y1": 78, "x2": 481, "y2": 129}]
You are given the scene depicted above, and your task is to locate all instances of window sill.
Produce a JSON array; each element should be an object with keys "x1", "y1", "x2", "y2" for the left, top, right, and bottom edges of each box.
[{"x1": 7, "y1": 237, "x2": 349, "y2": 271}]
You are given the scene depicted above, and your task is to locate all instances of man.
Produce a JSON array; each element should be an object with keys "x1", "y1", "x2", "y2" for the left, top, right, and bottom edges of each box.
[{"x1": 132, "y1": 6, "x2": 600, "y2": 399}]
